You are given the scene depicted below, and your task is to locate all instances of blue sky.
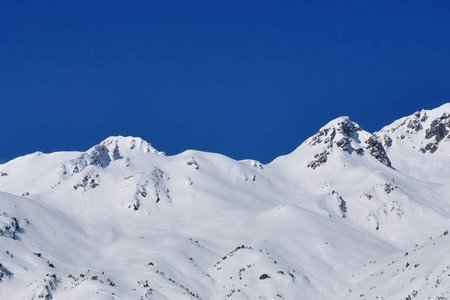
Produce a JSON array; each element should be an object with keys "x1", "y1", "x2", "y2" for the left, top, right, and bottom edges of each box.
[{"x1": 1, "y1": 1, "x2": 449, "y2": 163}]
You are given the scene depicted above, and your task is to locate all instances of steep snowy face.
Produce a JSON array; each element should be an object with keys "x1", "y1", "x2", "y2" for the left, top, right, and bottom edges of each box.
[
  {"x1": 288, "y1": 116, "x2": 391, "y2": 170},
  {"x1": 377, "y1": 103, "x2": 450, "y2": 155}
]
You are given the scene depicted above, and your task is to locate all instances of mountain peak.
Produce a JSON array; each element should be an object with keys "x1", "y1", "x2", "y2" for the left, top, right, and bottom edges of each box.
[
  {"x1": 308, "y1": 116, "x2": 364, "y2": 150},
  {"x1": 305, "y1": 116, "x2": 392, "y2": 169},
  {"x1": 97, "y1": 136, "x2": 164, "y2": 156},
  {"x1": 319, "y1": 116, "x2": 359, "y2": 132},
  {"x1": 61, "y1": 136, "x2": 164, "y2": 175},
  {"x1": 377, "y1": 102, "x2": 450, "y2": 154}
]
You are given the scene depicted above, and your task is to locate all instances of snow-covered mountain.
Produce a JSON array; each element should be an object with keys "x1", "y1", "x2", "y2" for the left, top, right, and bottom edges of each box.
[{"x1": 1, "y1": 104, "x2": 450, "y2": 300}]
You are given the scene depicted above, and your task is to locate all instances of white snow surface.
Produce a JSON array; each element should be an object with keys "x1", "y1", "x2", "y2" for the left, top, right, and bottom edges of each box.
[{"x1": 1, "y1": 105, "x2": 450, "y2": 300}]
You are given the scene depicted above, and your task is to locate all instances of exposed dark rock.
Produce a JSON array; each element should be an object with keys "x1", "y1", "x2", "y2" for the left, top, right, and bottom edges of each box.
[
  {"x1": 335, "y1": 119, "x2": 363, "y2": 153},
  {"x1": 339, "y1": 198, "x2": 347, "y2": 218},
  {"x1": 186, "y1": 157, "x2": 199, "y2": 170},
  {"x1": 0, "y1": 212, "x2": 22, "y2": 239},
  {"x1": 252, "y1": 160, "x2": 264, "y2": 169},
  {"x1": 89, "y1": 145, "x2": 112, "y2": 168},
  {"x1": 421, "y1": 114, "x2": 450, "y2": 153},
  {"x1": 130, "y1": 181, "x2": 149, "y2": 211},
  {"x1": 308, "y1": 118, "x2": 381, "y2": 169},
  {"x1": 338, "y1": 119, "x2": 360, "y2": 136},
  {"x1": 365, "y1": 136, "x2": 392, "y2": 167},
  {"x1": 425, "y1": 120, "x2": 448, "y2": 142},
  {"x1": 73, "y1": 172, "x2": 100, "y2": 191},
  {"x1": 407, "y1": 118, "x2": 423, "y2": 132},
  {"x1": 36, "y1": 273, "x2": 61, "y2": 300},
  {"x1": 309, "y1": 128, "x2": 334, "y2": 147},
  {"x1": 381, "y1": 135, "x2": 393, "y2": 148},
  {"x1": 423, "y1": 143, "x2": 438, "y2": 153},
  {"x1": 307, "y1": 151, "x2": 329, "y2": 169},
  {"x1": 0, "y1": 263, "x2": 12, "y2": 282},
  {"x1": 112, "y1": 143, "x2": 123, "y2": 160},
  {"x1": 335, "y1": 136, "x2": 352, "y2": 152},
  {"x1": 331, "y1": 190, "x2": 347, "y2": 218},
  {"x1": 384, "y1": 182, "x2": 396, "y2": 194}
]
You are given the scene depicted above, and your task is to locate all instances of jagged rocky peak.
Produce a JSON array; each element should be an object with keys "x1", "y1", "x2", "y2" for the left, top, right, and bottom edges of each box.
[
  {"x1": 309, "y1": 116, "x2": 363, "y2": 152},
  {"x1": 422, "y1": 116, "x2": 449, "y2": 153},
  {"x1": 376, "y1": 103, "x2": 450, "y2": 154},
  {"x1": 307, "y1": 116, "x2": 392, "y2": 169},
  {"x1": 98, "y1": 136, "x2": 164, "y2": 157},
  {"x1": 87, "y1": 136, "x2": 164, "y2": 166},
  {"x1": 63, "y1": 136, "x2": 164, "y2": 175}
]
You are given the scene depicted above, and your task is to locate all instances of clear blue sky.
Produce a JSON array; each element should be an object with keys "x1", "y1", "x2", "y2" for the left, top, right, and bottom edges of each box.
[{"x1": 1, "y1": 1, "x2": 449, "y2": 163}]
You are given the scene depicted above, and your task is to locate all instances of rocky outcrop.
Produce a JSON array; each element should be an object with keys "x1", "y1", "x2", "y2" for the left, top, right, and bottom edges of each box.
[
  {"x1": 421, "y1": 113, "x2": 450, "y2": 153},
  {"x1": 365, "y1": 136, "x2": 392, "y2": 167},
  {"x1": 0, "y1": 263, "x2": 12, "y2": 282},
  {"x1": 307, "y1": 117, "x2": 392, "y2": 169},
  {"x1": 0, "y1": 212, "x2": 27, "y2": 239},
  {"x1": 73, "y1": 171, "x2": 100, "y2": 191},
  {"x1": 34, "y1": 274, "x2": 61, "y2": 300},
  {"x1": 377, "y1": 105, "x2": 450, "y2": 155},
  {"x1": 308, "y1": 118, "x2": 364, "y2": 154},
  {"x1": 307, "y1": 150, "x2": 330, "y2": 169},
  {"x1": 65, "y1": 136, "x2": 164, "y2": 176}
]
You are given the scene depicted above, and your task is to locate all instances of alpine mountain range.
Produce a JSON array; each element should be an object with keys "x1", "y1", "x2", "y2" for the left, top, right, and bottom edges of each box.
[{"x1": 1, "y1": 103, "x2": 450, "y2": 299}]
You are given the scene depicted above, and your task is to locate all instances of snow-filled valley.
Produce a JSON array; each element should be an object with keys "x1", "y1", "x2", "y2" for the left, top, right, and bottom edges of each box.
[{"x1": 1, "y1": 103, "x2": 450, "y2": 300}]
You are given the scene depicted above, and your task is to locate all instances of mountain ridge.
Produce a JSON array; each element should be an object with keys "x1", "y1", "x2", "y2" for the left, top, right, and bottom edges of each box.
[
  {"x1": 3, "y1": 102, "x2": 449, "y2": 167},
  {"x1": 0, "y1": 103, "x2": 450, "y2": 299}
]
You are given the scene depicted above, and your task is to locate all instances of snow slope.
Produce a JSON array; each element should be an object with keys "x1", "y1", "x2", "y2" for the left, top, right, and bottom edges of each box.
[{"x1": 1, "y1": 104, "x2": 450, "y2": 299}]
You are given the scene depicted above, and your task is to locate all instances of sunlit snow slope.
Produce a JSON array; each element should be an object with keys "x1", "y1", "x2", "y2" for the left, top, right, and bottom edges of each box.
[{"x1": 1, "y1": 104, "x2": 450, "y2": 300}]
